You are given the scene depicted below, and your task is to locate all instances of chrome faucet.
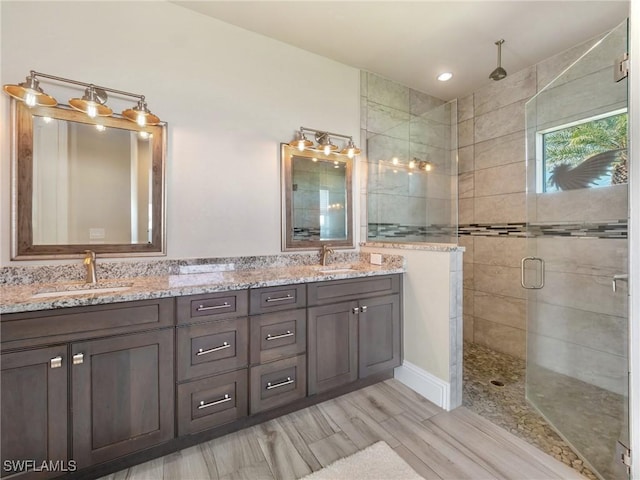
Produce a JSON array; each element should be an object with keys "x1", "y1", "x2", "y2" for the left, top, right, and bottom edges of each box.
[
  {"x1": 320, "y1": 244, "x2": 334, "y2": 266},
  {"x1": 83, "y1": 250, "x2": 97, "y2": 284}
]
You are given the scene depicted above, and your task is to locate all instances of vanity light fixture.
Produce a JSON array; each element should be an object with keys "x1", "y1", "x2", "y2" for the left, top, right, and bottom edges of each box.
[
  {"x1": 289, "y1": 128, "x2": 314, "y2": 151},
  {"x1": 3, "y1": 72, "x2": 56, "y2": 107},
  {"x1": 122, "y1": 99, "x2": 161, "y2": 127},
  {"x1": 3, "y1": 70, "x2": 161, "y2": 125},
  {"x1": 289, "y1": 126, "x2": 360, "y2": 157},
  {"x1": 69, "y1": 86, "x2": 112, "y2": 118},
  {"x1": 340, "y1": 138, "x2": 361, "y2": 159}
]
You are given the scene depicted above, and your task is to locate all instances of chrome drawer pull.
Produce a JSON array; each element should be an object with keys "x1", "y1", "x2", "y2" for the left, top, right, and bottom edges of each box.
[
  {"x1": 196, "y1": 342, "x2": 230, "y2": 356},
  {"x1": 198, "y1": 394, "x2": 232, "y2": 409},
  {"x1": 197, "y1": 302, "x2": 231, "y2": 311},
  {"x1": 265, "y1": 294, "x2": 293, "y2": 303},
  {"x1": 50, "y1": 356, "x2": 62, "y2": 369},
  {"x1": 73, "y1": 353, "x2": 84, "y2": 365},
  {"x1": 266, "y1": 377, "x2": 294, "y2": 390},
  {"x1": 266, "y1": 330, "x2": 293, "y2": 341}
]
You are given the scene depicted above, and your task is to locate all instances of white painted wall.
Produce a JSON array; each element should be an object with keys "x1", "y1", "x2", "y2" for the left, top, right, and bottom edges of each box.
[
  {"x1": 362, "y1": 245, "x2": 463, "y2": 409},
  {"x1": 0, "y1": 1, "x2": 360, "y2": 265}
]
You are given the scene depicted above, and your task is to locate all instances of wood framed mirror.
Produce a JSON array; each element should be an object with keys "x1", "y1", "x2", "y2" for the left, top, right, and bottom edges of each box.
[
  {"x1": 281, "y1": 143, "x2": 354, "y2": 251},
  {"x1": 10, "y1": 100, "x2": 167, "y2": 259}
]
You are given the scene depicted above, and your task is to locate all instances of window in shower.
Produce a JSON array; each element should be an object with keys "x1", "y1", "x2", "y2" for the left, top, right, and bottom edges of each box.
[{"x1": 538, "y1": 109, "x2": 627, "y2": 192}]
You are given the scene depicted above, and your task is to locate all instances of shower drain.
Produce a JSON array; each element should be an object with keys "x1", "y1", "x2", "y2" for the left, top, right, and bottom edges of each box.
[{"x1": 490, "y1": 380, "x2": 505, "y2": 387}]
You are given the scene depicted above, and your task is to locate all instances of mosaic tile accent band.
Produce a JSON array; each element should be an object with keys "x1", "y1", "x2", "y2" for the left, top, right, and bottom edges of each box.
[
  {"x1": 369, "y1": 221, "x2": 627, "y2": 240},
  {"x1": 459, "y1": 220, "x2": 627, "y2": 238},
  {"x1": 368, "y1": 223, "x2": 456, "y2": 239}
]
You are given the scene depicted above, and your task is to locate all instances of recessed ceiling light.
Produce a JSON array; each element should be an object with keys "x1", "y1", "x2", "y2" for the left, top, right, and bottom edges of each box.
[{"x1": 437, "y1": 72, "x2": 453, "y2": 82}]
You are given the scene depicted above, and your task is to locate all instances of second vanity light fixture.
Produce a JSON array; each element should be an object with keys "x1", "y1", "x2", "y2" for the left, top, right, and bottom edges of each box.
[
  {"x1": 3, "y1": 70, "x2": 161, "y2": 126},
  {"x1": 289, "y1": 127, "x2": 361, "y2": 158}
]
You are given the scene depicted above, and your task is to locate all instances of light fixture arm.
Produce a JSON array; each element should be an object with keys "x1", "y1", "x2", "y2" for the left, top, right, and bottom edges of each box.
[
  {"x1": 29, "y1": 70, "x2": 146, "y2": 102},
  {"x1": 299, "y1": 126, "x2": 354, "y2": 143},
  {"x1": 495, "y1": 39, "x2": 504, "y2": 67}
]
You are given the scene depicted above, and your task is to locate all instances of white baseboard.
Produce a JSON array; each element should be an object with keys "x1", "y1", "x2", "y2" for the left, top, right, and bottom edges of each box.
[{"x1": 394, "y1": 361, "x2": 452, "y2": 411}]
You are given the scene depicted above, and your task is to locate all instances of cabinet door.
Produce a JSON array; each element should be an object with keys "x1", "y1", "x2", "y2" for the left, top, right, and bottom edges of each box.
[
  {"x1": 359, "y1": 294, "x2": 401, "y2": 378},
  {"x1": 1, "y1": 346, "x2": 67, "y2": 480},
  {"x1": 72, "y1": 329, "x2": 174, "y2": 467},
  {"x1": 307, "y1": 301, "x2": 358, "y2": 395}
]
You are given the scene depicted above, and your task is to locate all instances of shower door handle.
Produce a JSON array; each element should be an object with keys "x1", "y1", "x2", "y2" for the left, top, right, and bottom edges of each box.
[
  {"x1": 521, "y1": 257, "x2": 545, "y2": 289},
  {"x1": 612, "y1": 274, "x2": 628, "y2": 292}
]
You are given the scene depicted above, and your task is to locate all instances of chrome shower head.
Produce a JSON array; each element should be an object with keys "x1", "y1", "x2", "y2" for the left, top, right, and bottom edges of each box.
[{"x1": 489, "y1": 39, "x2": 507, "y2": 81}]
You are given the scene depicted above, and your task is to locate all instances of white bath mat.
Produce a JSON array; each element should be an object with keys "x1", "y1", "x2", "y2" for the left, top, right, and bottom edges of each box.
[{"x1": 301, "y1": 441, "x2": 423, "y2": 480}]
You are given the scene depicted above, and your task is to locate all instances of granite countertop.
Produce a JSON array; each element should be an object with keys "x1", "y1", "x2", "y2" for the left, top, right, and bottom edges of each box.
[{"x1": 0, "y1": 261, "x2": 405, "y2": 315}]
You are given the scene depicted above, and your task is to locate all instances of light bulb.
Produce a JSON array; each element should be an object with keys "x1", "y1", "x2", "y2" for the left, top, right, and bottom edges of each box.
[
  {"x1": 95, "y1": 124, "x2": 106, "y2": 132},
  {"x1": 409, "y1": 160, "x2": 416, "y2": 169},
  {"x1": 323, "y1": 144, "x2": 331, "y2": 155},
  {"x1": 297, "y1": 140, "x2": 305, "y2": 151},
  {"x1": 425, "y1": 163, "x2": 432, "y2": 172},
  {"x1": 25, "y1": 92, "x2": 36, "y2": 107},
  {"x1": 347, "y1": 148, "x2": 355, "y2": 159},
  {"x1": 87, "y1": 104, "x2": 97, "y2": 118},
  {"x1": 392, "y1": 157, "x2": 399, "y2": 165},
  {"x1": 136, "y1": 113, "x2": 146, "y2": 127}
]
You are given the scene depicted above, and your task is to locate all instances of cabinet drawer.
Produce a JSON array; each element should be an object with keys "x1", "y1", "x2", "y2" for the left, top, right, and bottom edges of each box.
[
  {"x1": 1, "y1": 298, "x2": 174, "y2": 349},
  {"x1": 177, "y1": 317, "x2": 248, "y2": 382},
  {"x1": 250, "y1": 354, "x2": 306, "y2": 414},
  {"x1": 249, "y1": 284, "x2": 306, "y2": 314},
  {"x1": 250, "y1": 309, "x2": 306, "y2": 365},
  {"x1": 307, "y1": 275, "x2": 400, "y2": 306},
  {"x1": 177, "y1": 290, "x2": 248, "y2": 325},
  {"x1": 177, "y1": 369, "x2": 248, "y2": 436}
]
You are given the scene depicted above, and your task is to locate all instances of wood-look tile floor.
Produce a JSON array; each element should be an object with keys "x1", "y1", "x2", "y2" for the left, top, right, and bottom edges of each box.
[{"x1": 100, "y1": 379, "x2": 584, "y2": 480}]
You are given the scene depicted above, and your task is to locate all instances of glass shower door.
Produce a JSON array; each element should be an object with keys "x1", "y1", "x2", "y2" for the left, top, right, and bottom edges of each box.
[{"x1": 524, "y1": 20, "x2": 629, "y2": 480}]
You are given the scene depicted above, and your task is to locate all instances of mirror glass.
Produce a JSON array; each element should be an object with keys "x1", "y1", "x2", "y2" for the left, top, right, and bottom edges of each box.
[
  {"x1": 281, "y1": 144, "x2": 353, "y2": 250},
  {"x1": 11, "y1": 101, "x2": 166, "y2": 258}
]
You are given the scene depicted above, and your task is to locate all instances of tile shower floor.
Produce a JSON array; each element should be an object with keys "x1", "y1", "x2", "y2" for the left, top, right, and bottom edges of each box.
[{"x1": 463, "y1": 342, "x2": 599, "y2": 480}]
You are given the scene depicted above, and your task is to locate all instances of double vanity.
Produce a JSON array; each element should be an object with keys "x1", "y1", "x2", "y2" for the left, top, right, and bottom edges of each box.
[{"x1": 0, "y1": 254, "x2": 404, "y2": 479}]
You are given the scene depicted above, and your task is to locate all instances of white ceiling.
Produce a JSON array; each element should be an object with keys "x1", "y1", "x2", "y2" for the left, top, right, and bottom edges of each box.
[{"x1": 172, "y1": 1, "x2": 629, "y2": 101}]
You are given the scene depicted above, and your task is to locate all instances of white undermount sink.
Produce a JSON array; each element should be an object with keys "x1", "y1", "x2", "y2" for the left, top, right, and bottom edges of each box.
[
  {"x1": 31, "y1": 283, "x2": 133, "y2": 299},
  {"x1": 317, "y1": 267, "x2": 355, "y2": 274}
]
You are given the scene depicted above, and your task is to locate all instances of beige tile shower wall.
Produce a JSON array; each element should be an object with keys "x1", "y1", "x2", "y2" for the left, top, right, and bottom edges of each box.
[{"x1": 459, "y1": 32, "x2": 619, "y2": 360}]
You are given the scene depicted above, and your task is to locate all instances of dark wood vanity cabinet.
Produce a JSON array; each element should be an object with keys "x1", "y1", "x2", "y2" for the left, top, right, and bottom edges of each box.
[
  {"x1": 175, "y1": 290, "x2": 250, "y2": 436},
  {"x1": 71, "y1": 329, "x2": 174, "y2": 467},
  {"x1": 1, "y1": 346, "x2": 68, "y2": 480},
  {"x1": 248, "y1": 285, "x2": 307, "y2": 414},
  {"x1": 307, "y1": 301, "x2": 358, "y2": 394},
  {"x1": 0, "y1": 273, "x2": 402, "y2": 479},
  {"x1": 357, "y1": 294, "x2": 401, "y2": 378},
  {"x1": 307, "y1": 275, "x2": 402, "y2": 395},
  {"x1": 0, "y1": 299, "x2": 174, "y2": 477}
]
